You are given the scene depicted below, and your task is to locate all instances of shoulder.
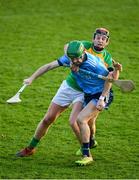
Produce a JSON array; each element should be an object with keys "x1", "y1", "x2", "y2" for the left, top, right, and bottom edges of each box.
[
  {"x1": 85, "y1": 52, "x2": 99, "y2": 61},
  {"x1": 57, "y1": 55, "x2": 70, "y2": 66},
  {"x1": 81, "y1": 41, "x2": 92, "y2": 49},
  {"x1": 103, "y1": 49, "x2": 112, "y2": 58},
  {"x1": 103, "y1": 49, "x2": 113, "y2": 67}
]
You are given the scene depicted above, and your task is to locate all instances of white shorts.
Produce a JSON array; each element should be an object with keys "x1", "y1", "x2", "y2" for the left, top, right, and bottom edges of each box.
[{"x1": 52, "y1": 80, "x2": 84, "y2": 107}]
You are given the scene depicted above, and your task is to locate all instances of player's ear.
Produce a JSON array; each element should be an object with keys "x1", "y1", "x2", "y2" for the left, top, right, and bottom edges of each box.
[
  {"x1": 82, "y1": 48, "x2": 86, "y2": 56},
  {"x1": 64, "y1": 43, "x2": 68, "y2": 54},
  {"x1": 105, "y1": 38, "x2": 109, "y2": 46}
]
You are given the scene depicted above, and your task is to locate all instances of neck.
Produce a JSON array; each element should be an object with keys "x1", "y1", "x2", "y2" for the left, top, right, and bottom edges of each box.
[
  {"x1": 94, "y1": 46, "x2": 104, "y2": 52},
  {"x1": 83, "y1": 53, "x2": 87, "y2": 61}
]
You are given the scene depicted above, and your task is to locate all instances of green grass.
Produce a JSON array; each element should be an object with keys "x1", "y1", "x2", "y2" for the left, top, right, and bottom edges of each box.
[{"x1": 0, "y1": 0, "x2": 139, "y2": 179}]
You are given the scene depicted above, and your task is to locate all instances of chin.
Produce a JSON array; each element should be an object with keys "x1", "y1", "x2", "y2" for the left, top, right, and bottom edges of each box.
[{"x1": 94, "y1": 46, "x2": 104, "y2": 51}]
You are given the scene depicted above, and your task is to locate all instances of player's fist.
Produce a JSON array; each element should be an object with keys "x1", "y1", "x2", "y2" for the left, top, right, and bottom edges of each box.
[
  {"x1": 114, "y1": 62, "x2": 122, "y2": 71},
  {"x1": 70, "y1": 63, "x2": 79, "y2": 72},
  {"x1": 96, "y1": 99, "x2": 105, "y2": 111},
  {"x1": 113, "y1": 60, "x2": 122, "y2": 72},
  {"x1": 23, "y1": 77, "x2": 33, "y2": 85}
]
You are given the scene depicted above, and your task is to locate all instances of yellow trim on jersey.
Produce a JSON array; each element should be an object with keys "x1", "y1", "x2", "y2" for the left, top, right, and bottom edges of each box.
[{"x1": 86, "y1": 48, "x2": 108, "y2": 68}]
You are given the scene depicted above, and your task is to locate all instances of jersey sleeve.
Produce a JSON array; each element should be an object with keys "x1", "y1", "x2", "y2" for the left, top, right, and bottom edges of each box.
[
  {"x1": 57, "y1": 55, "x2": 70, "y2": 67},
  {"x1": 104, "y1": 51, "x2": 113, "y2": 68},
  {"x1": 81, "y1": 41, "x2": 92, "y2": 50}
]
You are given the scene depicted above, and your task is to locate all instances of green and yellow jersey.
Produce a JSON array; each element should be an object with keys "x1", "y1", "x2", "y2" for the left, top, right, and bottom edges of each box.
[
  {"x1": 66, "y1": 73, "x2": 83, "y2": 91},
  {"x1": 66, "y1": 41, "x2": 113, "y2": 91},
  {"x1": 81, "y1": 41, "x2": 113, "y2": 68}
]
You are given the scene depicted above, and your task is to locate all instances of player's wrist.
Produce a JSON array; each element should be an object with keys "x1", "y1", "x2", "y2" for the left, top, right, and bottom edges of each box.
[
  {"x1": 114, "y1": 67, "x2": 120, "y2": 71},
  {"x1": 99, "y1": 95, "x2": 105, "y2": 100}
]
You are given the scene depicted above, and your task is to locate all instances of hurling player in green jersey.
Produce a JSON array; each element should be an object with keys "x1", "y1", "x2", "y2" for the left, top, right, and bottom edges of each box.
[
  {"x1": 81, "y1": 27, "x2": 122, "y2": 146},
  {"x1": 81, "y1": 28, "x2": 113, "y2": 68}
]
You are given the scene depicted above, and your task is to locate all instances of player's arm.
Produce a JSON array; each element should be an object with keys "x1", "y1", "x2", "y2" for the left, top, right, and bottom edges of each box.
[
  {"x1": 24, "y1": 60, "x2": 60, "y2": 85},
  {"x1": 24, "y1": 55, "x2": 70, "y2": 85},
  {"x1": 112, "y1": 59, "x2": 122, "y2": 80},
  {"x1": 106, "y1": 54, "x2": 122, "y2": 80},
  {"x1": 98, "y1": 59, "x2": 122, "y2": 105},
  {"x1": 64, "y1": 44, "x2": 68, "y2": 54},
  {"x1": 96, "y1": 74, "x2": 112, "y2": 111}
]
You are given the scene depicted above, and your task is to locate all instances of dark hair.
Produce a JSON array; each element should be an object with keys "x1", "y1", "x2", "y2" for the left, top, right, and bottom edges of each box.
[{"x1": 93, "y1": 28, "x2": 110, "y2": 40}]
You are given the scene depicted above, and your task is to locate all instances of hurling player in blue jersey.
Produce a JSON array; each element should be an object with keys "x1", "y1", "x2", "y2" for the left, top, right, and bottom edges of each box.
[
  {"x1": 16, "y1": 41, "x2": 120, "y2": 164},
  {"x1": 64, "y1": 41, "x2": 114, "y2": 165}
]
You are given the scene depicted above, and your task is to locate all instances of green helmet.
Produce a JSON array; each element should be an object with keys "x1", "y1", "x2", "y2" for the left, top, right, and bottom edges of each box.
[{"x1": 66, "y1": 40, "x2": 84, "y2": 58}]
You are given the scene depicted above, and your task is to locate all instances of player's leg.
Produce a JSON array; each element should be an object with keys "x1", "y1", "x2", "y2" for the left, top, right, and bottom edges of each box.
[
  {"x1": 77, "y1": 102, "x2": 98, "y2": 144},
  {"x1": 16, "y1": 80, "x2": 71, "y2": 157},
  {"x1": 75, "y1": 101, "x2": 99, "y2": 165},
  {"x1": 69, "y1": 101, "x2": 83, "y2": 145},
  {"x1": 68, "y1": 88, "x2": 84, "y2": 155},
  {"x1": 75, "y1": 113, "x2": 98, "y2": 156},
  {"x1": 34, "y1": 102, "x2": 66, "y2": 140},
  {"x1": 88, "y1": 112, "x2": 99, "y2": 148},
  {"x1": 16, "y1": 102, "x2": 67, "y2": 157}
]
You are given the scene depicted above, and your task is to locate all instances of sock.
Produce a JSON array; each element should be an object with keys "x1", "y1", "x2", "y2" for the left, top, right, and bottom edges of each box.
[
  {"x1": 28, "y1": 137, "x2": 40, "y2": 148},
  {"x1": 82, "y1": 143, "x2": 90, "y2": 157},
  {"x1": 89, "y1": 135, "x2": 95, "y2": 148}
]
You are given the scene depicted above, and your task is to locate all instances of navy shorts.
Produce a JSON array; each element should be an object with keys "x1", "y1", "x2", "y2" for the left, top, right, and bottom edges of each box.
[{"x1": 84, "y1": 89, "x2": 114, "y2": 110}]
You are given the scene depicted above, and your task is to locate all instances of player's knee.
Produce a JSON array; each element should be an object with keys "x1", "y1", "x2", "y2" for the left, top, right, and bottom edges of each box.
[
  {"x1": 69, "y1": 120, "x2": 73, "y2": 127},
  {"x1": 69, "y1": 116, "x2": 77, "y2": 126},
  {"x1": 69, "y1": 120, "x2": 76, "y2": 129},
  {"x1": 43, "y1": 114, "x2": 56, "y2": 125},
  {"x1": 77, "y1": 114, "x2": 85, "y2": 126}
]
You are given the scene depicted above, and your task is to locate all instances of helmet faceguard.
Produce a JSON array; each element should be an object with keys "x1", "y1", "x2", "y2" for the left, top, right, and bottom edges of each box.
[{"x1": 93, "y1": 28, "x2": 110, "y2": 40}]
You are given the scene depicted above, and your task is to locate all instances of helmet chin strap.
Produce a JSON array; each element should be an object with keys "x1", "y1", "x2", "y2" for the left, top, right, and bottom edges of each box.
[{"x1": 94, "y1": 46, "x2": 104, "y2": 51}]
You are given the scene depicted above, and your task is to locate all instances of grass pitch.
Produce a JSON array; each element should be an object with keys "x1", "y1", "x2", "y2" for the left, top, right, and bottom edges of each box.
[{"x1": 0, "y1": 0, "x2": 139, "y2": 179}]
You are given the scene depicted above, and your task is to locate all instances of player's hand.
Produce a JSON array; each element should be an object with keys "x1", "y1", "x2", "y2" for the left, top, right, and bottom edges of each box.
[
  {"x1": 70, "y1": 63, "x2": 79, "y2": 72},
  {"x1": 114, "y1": 63, "x2": 122, "y2": 71},
  {"x1": 23, "y1": 77, "x2": 33, "y2": 85},
  {"x1": 113, "y1": 60, "x2": 122, "y2": 72},
  {"x1": 107, "y1": 72, "x2": 114, "y2": 82},
  {"x1": 96, "y1": 99, "x2": 105, "y2": 111}
]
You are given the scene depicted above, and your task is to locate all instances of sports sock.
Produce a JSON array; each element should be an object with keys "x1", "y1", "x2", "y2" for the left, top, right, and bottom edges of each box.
[
  {"x1": 82, "y1": 143, "x2": 90, "y2": 157},
  {"x1": 89, "y1": 135, "x2": 95, "y2": 148},
  {"x1": 28, "y1": 137, "x2": 40, "y2": 148}
]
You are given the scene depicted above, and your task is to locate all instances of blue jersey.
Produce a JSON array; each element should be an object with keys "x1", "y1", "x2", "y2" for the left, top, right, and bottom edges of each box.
[{"x1": 58, "y1": 52, "x2": 109, "y2": 94}]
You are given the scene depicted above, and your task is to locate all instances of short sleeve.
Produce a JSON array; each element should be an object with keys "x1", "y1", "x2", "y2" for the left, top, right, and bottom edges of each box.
[{"x1": 57, "y1": 55, "x2": 70, "y2": 67}]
